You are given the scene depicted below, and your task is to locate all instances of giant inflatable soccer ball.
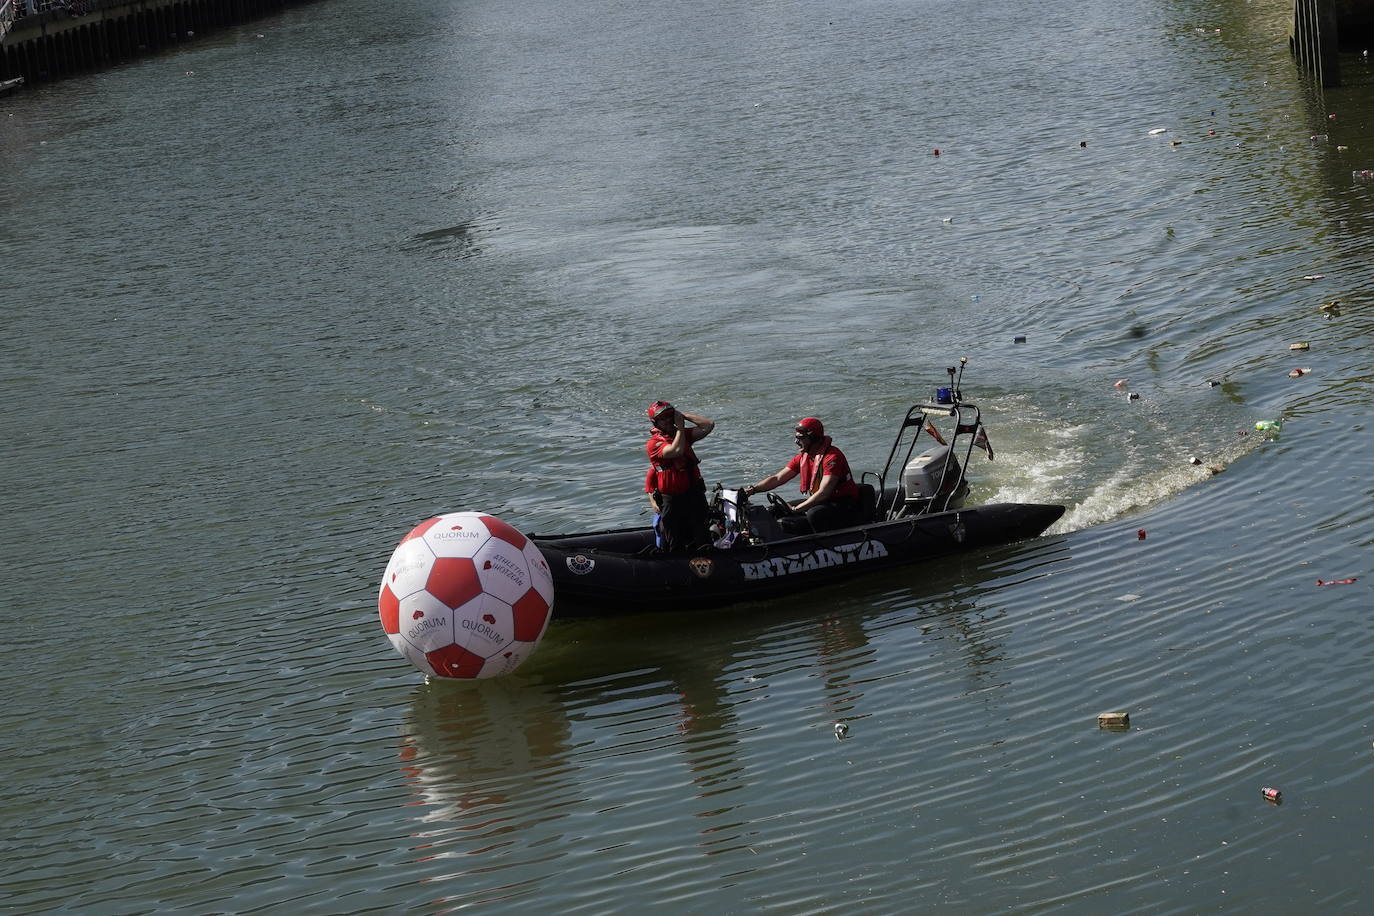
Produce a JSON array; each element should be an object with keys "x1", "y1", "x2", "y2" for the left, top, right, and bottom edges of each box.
[{"x1": 379, "y1": 512, "x2": 555, "y2": 679}]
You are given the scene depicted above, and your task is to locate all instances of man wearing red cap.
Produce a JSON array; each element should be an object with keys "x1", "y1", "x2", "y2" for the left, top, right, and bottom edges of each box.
[
  {"x1": 743, "y1": 417, "x2": 861, "y2": 533},
  {"x1": 644, "y1": 400, "x2": 715, "y2": 552}
]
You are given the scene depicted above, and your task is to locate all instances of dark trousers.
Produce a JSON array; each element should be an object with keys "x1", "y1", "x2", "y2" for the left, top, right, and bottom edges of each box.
[
  {"x1": 657, "y1": 481, "x2": 710, "y2": 552},
  {"x1": 778, "y1": 497, "x2": 861, "y2": 535}
]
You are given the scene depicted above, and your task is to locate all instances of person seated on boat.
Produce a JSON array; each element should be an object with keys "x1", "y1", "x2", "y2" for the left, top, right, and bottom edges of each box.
[
  {"x1": 742, "y1": 417, "x2": 862, "y2": 534},
  {"x1": 645, "y1": 400, "x2": 716, "y2": 552}
]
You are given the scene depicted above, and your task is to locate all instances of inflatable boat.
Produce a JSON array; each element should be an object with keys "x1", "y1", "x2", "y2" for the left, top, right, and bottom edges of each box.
[{"x1": 532, "y1": 365, "x2": 1066, "y2": 616}]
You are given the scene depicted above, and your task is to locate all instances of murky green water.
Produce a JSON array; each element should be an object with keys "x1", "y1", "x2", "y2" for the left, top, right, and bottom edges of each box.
[{"x1": 4, "y1": 0, "x2": 1374, "y2": 910}]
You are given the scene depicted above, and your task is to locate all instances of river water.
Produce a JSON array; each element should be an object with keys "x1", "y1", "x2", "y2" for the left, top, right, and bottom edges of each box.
[{"x1": 4, "y1": 0, "x2": 1374, "y2": 910}]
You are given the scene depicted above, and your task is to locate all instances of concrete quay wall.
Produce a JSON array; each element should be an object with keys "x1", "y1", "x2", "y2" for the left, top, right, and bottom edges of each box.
[{"x1": 1, "y1": 0, "x2": 315, "y2": 89}]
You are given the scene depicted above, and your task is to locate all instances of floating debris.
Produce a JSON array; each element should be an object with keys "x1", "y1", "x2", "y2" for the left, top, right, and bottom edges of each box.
[
  {"x1": 1319, "y1": 300, "x2": 1341, "y2": 312},
  {"x1": 1288, "y1": 367, "x2": 1311, "y2": 378},
  {"x1": 1136, "y1": 529, "x2": 1147, "y2": 540},
  {"x1": 1300, "y1": 274, "x2": 1325, "y2": 280},
  {"x1": 1114, "y1": 379, "x2": 1127, "y2": 388},
  {"x1": 1189, "y1": 456, "x2": 1203, "y2": 465},
  {"x1": 1098, "y1": 712, "x2": 1130, "y2": 729},
  {"x1": 1261, "y1": 786, "x2": 1282, "y2": 804},
  {"x1": 1127, "y1": 392, "x2": 1140, "y2": 401},
  {"x1": 1116, "y1": 593, "x2": 1142, "y2": 602},
  {"x1": 1290, "y1": 341, "x2": 1310, "y2": 351},
  {"x1": 1310, "y1": 134, "x2": 1328, "y2": 142},
  {"x1": 1316, "y1": 577, "x2": 1358, "y2": 586},
  {"x1": 1013, "y1": 335, "x2": 1027, "y2": 343},
  {"x1": 1206, "y1": 464, "x2": 1226, "y2": 475},
  {"x1": 1207, "y1": 380, "x2": 1221, "y2": 388},
  {"x1": 1255, "y1": 419, "x2": 1282, "y2": 433},
  {"x1": 1170, "y1": 139, "x2": 1182, "y2": 147},
  {"x1": 1148, "y1": 127, "x2": 1168, "y2": 135},
  {"x1": 834, "y1": 722, "x2": 850, "y2": 739}
]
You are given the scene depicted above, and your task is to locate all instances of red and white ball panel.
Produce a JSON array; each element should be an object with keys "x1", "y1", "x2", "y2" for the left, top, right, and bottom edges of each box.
[{"x1": 378, "y1": 512, "x2": 555, "y2": 679}]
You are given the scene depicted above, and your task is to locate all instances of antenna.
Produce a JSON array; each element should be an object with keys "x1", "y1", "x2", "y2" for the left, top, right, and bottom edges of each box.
[{"x1": 954, "y1": 357, "x2": 968, "y2": 401}]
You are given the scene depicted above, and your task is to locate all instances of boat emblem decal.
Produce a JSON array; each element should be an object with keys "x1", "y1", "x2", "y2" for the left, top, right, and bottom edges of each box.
[
  {"x1": 738, "y1": 538, "x2": 889, "y2": 581},
  {"x1": 689, "y1": 557, "x2": 714, "y2": 578},
  {"x1": 566, "y1": 554, "x2": 596, "y2": 575}
]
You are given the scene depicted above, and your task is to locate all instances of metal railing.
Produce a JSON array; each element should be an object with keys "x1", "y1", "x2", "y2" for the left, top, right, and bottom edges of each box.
[
  {"x1": 1, "y1": 0, "x2": 14, "y2": 40},
  {"x1": 5, "y1": 0, "x2": 91, "y2": 26}
]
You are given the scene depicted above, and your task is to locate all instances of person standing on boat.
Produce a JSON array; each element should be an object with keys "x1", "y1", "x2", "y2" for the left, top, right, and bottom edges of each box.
[
  {"x1": 645, "y1": 400, "x2": 715, "y2": 552},
  {"x1": 743, "y1": 417, "x2": 861, "y2": 534}
]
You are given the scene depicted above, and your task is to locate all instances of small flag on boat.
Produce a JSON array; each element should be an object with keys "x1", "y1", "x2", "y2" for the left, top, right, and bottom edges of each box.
[
  {"x1": 973, "y1": 426, "x2": 995, "y2": 461},
  {"x1": 925, "y1": 421, "x2": 947, "y2": 445},
  {"x1": 956, "y1": 423, "x2": 995, "y2": 460}
]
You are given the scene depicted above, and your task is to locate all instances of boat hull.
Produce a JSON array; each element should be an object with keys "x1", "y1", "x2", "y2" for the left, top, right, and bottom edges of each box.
[{"x1": 531, "y1": 502, "x2": 1064, "y2": 616}]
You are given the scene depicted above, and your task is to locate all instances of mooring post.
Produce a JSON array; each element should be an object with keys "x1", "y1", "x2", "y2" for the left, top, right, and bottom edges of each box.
[{"x1": 1292, "y1": 0, "x2": 1342, "y2": 87}]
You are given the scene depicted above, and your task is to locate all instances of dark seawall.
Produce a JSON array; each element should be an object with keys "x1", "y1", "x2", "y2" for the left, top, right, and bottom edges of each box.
[{"x1": 1, "y1": 0, "x2": 316, "y2": 89}]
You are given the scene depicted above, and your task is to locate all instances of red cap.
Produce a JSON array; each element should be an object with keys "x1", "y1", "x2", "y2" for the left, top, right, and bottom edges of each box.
[
  {"x1": 795, "y1": 417, "x2": 824, "y2": 436},
  {"x1": 648, "y1": 400, "x2": 675, "y2": 421}
]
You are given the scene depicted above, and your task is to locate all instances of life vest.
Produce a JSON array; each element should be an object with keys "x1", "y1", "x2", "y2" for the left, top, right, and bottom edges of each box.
[
  {"x1": 646, "y1": 432, "x2": 702, "y2": 495},
  {"x1": 798, "y1": 440, "x2": 860, "y2": 501}
]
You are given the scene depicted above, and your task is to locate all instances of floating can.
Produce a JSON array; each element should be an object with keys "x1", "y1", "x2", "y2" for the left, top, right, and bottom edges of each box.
[{"x1": 1261, "y1": 786, "x2": 1282, "y2": 803}]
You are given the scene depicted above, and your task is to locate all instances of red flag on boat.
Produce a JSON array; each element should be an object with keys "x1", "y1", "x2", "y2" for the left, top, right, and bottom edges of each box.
[
  {"x1": 925, "y1": 421, "x2": 946, "y2": 445},
  {"x1": 973, "y1": 425, "x2": 995, "y2": 461},
  {"x1": 955, "y1": 423, "x2": 995, "y2": 460}
]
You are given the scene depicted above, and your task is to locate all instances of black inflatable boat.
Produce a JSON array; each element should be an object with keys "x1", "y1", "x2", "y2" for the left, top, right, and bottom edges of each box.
[{"x1": 532, "y1": 365, "x2": 1066, "y2": 616}]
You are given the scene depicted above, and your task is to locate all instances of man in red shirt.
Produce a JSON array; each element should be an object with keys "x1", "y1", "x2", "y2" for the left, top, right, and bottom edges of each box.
[
  {"x1": 743, "y1": 417, "x2": 861, "y2": 533},
  {"x1": 645, "y1": 400, "x2": 715, "y2": 552}
]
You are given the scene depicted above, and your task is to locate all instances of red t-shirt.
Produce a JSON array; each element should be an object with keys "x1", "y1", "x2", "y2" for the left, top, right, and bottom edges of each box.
[
  {"x1": 645, "y1": 430, "x2": 703, "y2": 495},
  {"x1": 786, "y1": 441, "x2": 860, "y2": 501}
]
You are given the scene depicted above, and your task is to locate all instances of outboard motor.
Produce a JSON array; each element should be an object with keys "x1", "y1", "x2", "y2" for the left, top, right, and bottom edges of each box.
[{"x1": 902, "y1": 444, "x2": 968, "y2": 513}]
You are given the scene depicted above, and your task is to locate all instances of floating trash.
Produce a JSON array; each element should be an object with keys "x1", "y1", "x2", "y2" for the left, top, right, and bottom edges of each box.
[
  {"x1": 1136, "y1": 529, "x2": 1147, "y2": 540},
  {"x1": 1148, "y1": 127, "x2": 1168, "y2": 135},
  {"x1": 1116, "y1": 593, "x2": 1142, "y2": 602},
  {"x1": 932, "y1": 148, "x2": 941, "y2": 156},
  {"x1": 1114, "y1": 379, "x2": 1127, "y2": 388},
  {"x1": 1261, "y1": 786, "x2": 1282, "y2": 804},
  {"x1": 1189, "y1": 456, "x2": 1203, "y2": 465},
  {"x1": 1255, "y1": 419, "x2": 1282, "y2": 432},
  {"x1": 1290, "y1": 341, "x2": 1310, "y2": 351},
  {"x1": 1354, "y1": 170, "x2": 1374, "y2": 181},
  {"x1": 1013, "y1": 335, "x2": 1027, "y2": 343},
  {"x1": 1080, "y1": 140, "x2": 1088, "y2": 148},
  {"x1": 1170, "y1": 139, "x2": 1182, "y2": 147},
  {"x1": 1319, "y1": 300, "x2": 1341, "y2": 312},
  {"x1": 1098, "y1": 712, "x2": 1130, "y2": 729},
  {"x1": 1300, "y1": 274, "x2": 1325, "y2": 280},
  {"x1": 1310, "y1": 134, "x2": 1328, "y2": 142},
  {"x1": 1288, "y1": 367, "x2": 1311, "y2": 378},
  {"x1": 1127, "y1": 392, "x2": 1140, "y2": 400},
  {"x1": 1338, "y1": 145, "x2": 1349, "y2": 151},
  {"x1": 1207, "y1": 380, "x2": 1221, "y2": 387},
  {"x1": 1316, "y1": 577, "x2": 1358, "y2": 586},
  {"x1": 834, "y1": 722, "x2": 849, "y2": 739}
]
